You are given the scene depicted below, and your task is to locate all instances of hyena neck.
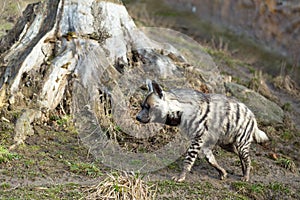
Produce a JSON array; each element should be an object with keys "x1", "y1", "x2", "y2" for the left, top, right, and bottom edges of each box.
[{"x1": 165, "y1": 111, "x2": 182, "y2": 126}]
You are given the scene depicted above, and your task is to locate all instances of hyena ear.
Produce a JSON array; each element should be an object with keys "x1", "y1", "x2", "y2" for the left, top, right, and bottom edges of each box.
[
  {"x1": 146, "y1": 79, "x2": 153, "y2": 93},
  {"x1": 152, "y1": 80, "x2": 164, "y2": 99},
  {"x1": 146, "y1": 79, "x2": 164, "y2": 98}
]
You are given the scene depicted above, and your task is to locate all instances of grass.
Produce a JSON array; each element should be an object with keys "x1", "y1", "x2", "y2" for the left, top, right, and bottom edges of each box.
[
  {"x1": 0, "y1": 182, "x2": 11, "y2": 190},
  {"x1": 167, "y1": 161, "x2": 181, "y2": 171},
  {"x1": 0, "y1": 20, "x2": 13, "y2": 36},
  {"x1": 155, "y1": 180, "x2": 250, "y2": 200},
  {"x1": 67, "y1": 161, "x2": 103, "y2": 177},
  {"x1": 269, "y1": 182, "x2": 290, "y2": 194},
  {"x1": 0, "y1": 1, "x2": 25, "y2": 36},
  {"x1": 275, "y1": 157, "x2": 296, "y2": 172},
  {"x1": 0, "y1": 183, "x2": 85, "y2": 199},
  {"x1": 282, "y1": 102, "x2": 292, "y2": 112},
  {"x1": 49, "y1": 114, "x2": 71, "y2": 126},
  {"x1": 0, "y1": 146, "x2": 21, "y2": 163},
  {"x1": 281, "y1": 129, "x2": 294, "y2": 141},
  {"x1": 231, "y1": 181, "x2": 292, "y2": 199},
  {"x1": 84, "y1": 172, "x2": 157, "y2": 200}
]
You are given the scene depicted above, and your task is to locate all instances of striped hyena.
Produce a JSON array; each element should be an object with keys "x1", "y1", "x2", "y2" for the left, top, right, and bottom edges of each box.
[{"x1": 136, "y1": 80, "x2": 268, "y2": 182}]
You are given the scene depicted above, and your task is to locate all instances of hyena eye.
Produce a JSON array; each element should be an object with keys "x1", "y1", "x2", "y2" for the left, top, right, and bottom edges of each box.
[{"x1": 142, "y1": 103, "x2": 150, "y2": 109}]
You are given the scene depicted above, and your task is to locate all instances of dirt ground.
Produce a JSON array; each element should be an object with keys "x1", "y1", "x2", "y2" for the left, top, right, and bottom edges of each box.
[
  {"x1": 0, "y1": 119, "x2": 299, "y2": 199},
  {"x1": 1, "y1": 0, "x2": 300, "y2": 199}
]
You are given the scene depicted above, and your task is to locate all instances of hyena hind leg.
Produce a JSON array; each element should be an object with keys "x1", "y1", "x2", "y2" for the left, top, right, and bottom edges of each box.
[
  {"x1": 238, "y1": 154, "x2": 246, "y2": 176},
  {"x1": 237, "y1": 146, "x2": 251, "y2": 182},
  {"x1": 204, "y1": 149, "x2": 227, "y2": 180}
]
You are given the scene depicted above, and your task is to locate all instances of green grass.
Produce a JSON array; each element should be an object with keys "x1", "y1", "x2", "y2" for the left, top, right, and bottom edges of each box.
[
  {"x1": 156, "y1": 180, "x2": 205, "y2": 198},
  {"x1": 275, "y1": 157, "x2": 296, "y2": 172},
  {"x1": 282, "y1": 102, "x2": 292, "y2": 112},
  {"x1": 281, "y1": 130, "x2": 294, "y2": 140},
  {"x1": 167, "y1": 161, "x2": 181, "y2": 171},
  {"x1": 0, "y1": 182, "x2": 11, "y2": 190},
  {"x1": 231, "y1": 181, "x2": 292, "y2": 199},
  {"x1": 155, "y1": 180, "x2": 249, "y2": 199},
  {"x1": 0, "y1": 146, "x2": 21, "y2": 163},
  {"x1": 268, "y1": 182, "x2": 290, "y2": 194},
  {"x1": 0, "y1": 183, "x2": 84, "y2": 199},
  {"x1": 49, "y1": 115, "x2": 70, "y2": 126},
  {"x1": 67, "y1": 161, "x2": 103, "y2": 177}
]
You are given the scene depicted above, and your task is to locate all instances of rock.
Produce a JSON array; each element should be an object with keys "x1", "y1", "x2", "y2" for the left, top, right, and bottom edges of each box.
[{"x1": 225, "y1": 82, "x2": 284, "y2": 125}]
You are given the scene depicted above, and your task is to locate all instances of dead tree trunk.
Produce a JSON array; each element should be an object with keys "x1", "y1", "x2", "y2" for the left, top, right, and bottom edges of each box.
[{"x1": 0, "y1": 0, "x2": 224, "y2": 171}]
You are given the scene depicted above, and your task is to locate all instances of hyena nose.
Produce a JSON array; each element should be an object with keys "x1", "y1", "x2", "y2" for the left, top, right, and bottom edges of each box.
[{"x1": 136, "y1": 115, "x2": 142, "y2": 122}]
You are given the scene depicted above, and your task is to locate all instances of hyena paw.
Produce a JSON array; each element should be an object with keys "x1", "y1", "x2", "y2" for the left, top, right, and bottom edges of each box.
[
  {"x1": 241, "y1": 176, "x2": 249, "y2": 182},
  {"x1": 219, "y1": 172, "x2": 228, "y2": 180},
  {"x1": 172, "y1": 174, "x2": 186, "y2": 182}
]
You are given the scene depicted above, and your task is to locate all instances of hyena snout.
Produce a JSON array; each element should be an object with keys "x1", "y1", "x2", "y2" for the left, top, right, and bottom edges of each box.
[{"x1": 136, "y1": 109, "x2": 150, "y2": 124}]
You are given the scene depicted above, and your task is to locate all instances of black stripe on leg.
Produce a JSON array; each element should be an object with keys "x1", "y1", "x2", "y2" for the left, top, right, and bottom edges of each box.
[
  {"x1": 239, "y1": 119, "x2": 252, "y2": 144},
  {"x1": 226, "y1": 121, "x2": 230, "y2": 135},
  {"x1": 236, "y1": 104, "x2": 240, "y2": 126},
  {"x1": 184, "y1": 156, "x2": 193, "y2": 163},
  {"x1": 199, "y1": 102, "x2": 210, "y2": 124},
  {"x1": 188, "y1": 150, "x2": 198, "y2": 157}
]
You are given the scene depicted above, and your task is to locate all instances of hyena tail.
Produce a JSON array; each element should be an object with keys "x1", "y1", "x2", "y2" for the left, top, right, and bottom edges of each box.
[{"x1": 254, "y1": 128, "x2": 269, "y2": 143}]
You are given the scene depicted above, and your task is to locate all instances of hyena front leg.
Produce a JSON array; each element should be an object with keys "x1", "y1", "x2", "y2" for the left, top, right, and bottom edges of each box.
[
  {"x1": 172, "y1": 137, "x2": 202, "y2": 182},
  {"x1": 203, "y1": 149, "x2": 227, "y2": 180}
]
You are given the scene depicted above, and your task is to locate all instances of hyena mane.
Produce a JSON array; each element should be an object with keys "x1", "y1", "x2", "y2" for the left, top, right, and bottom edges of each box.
[{"x1": 136, "y1": 80, "x2": 269, "y2": 182}]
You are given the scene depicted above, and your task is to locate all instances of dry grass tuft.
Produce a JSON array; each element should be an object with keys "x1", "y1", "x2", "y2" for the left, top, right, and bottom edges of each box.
[
  {"x1": 273, "y1": 75, "x2": 300, "y2": 97},
  {"x1": 273, "y1": 61, "x2": 300, "y2": 97},
  {"x1": 84, "y1": 172, "x2": 157, "y2": 200},
  {"x1": 125, "y1": 1, "x2": 175, "y2": 28},
  {"x1": 248, "y1": 70, "x2": 278, "y2": 102}
]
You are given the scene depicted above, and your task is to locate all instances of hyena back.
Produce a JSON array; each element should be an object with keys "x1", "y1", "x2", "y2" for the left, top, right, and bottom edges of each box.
[{"x1": 136, "y1": 80, "x2": 268, "y2": 182}]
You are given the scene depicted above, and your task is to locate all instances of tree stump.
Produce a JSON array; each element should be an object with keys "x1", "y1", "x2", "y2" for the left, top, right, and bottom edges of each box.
[{"x1": 0, "y1": 0, "x2": 224, "y2": 171}]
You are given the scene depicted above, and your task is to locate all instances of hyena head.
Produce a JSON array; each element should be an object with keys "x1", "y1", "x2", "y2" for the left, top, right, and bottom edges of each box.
[{"x1": 136, "y1": 80, "x2": 182, "y2": 126}]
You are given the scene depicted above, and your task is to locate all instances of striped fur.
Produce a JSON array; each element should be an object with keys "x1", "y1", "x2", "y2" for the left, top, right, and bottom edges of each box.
[{"x1": 136, "y1": 80, "x2": 268, "y2": 182}]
